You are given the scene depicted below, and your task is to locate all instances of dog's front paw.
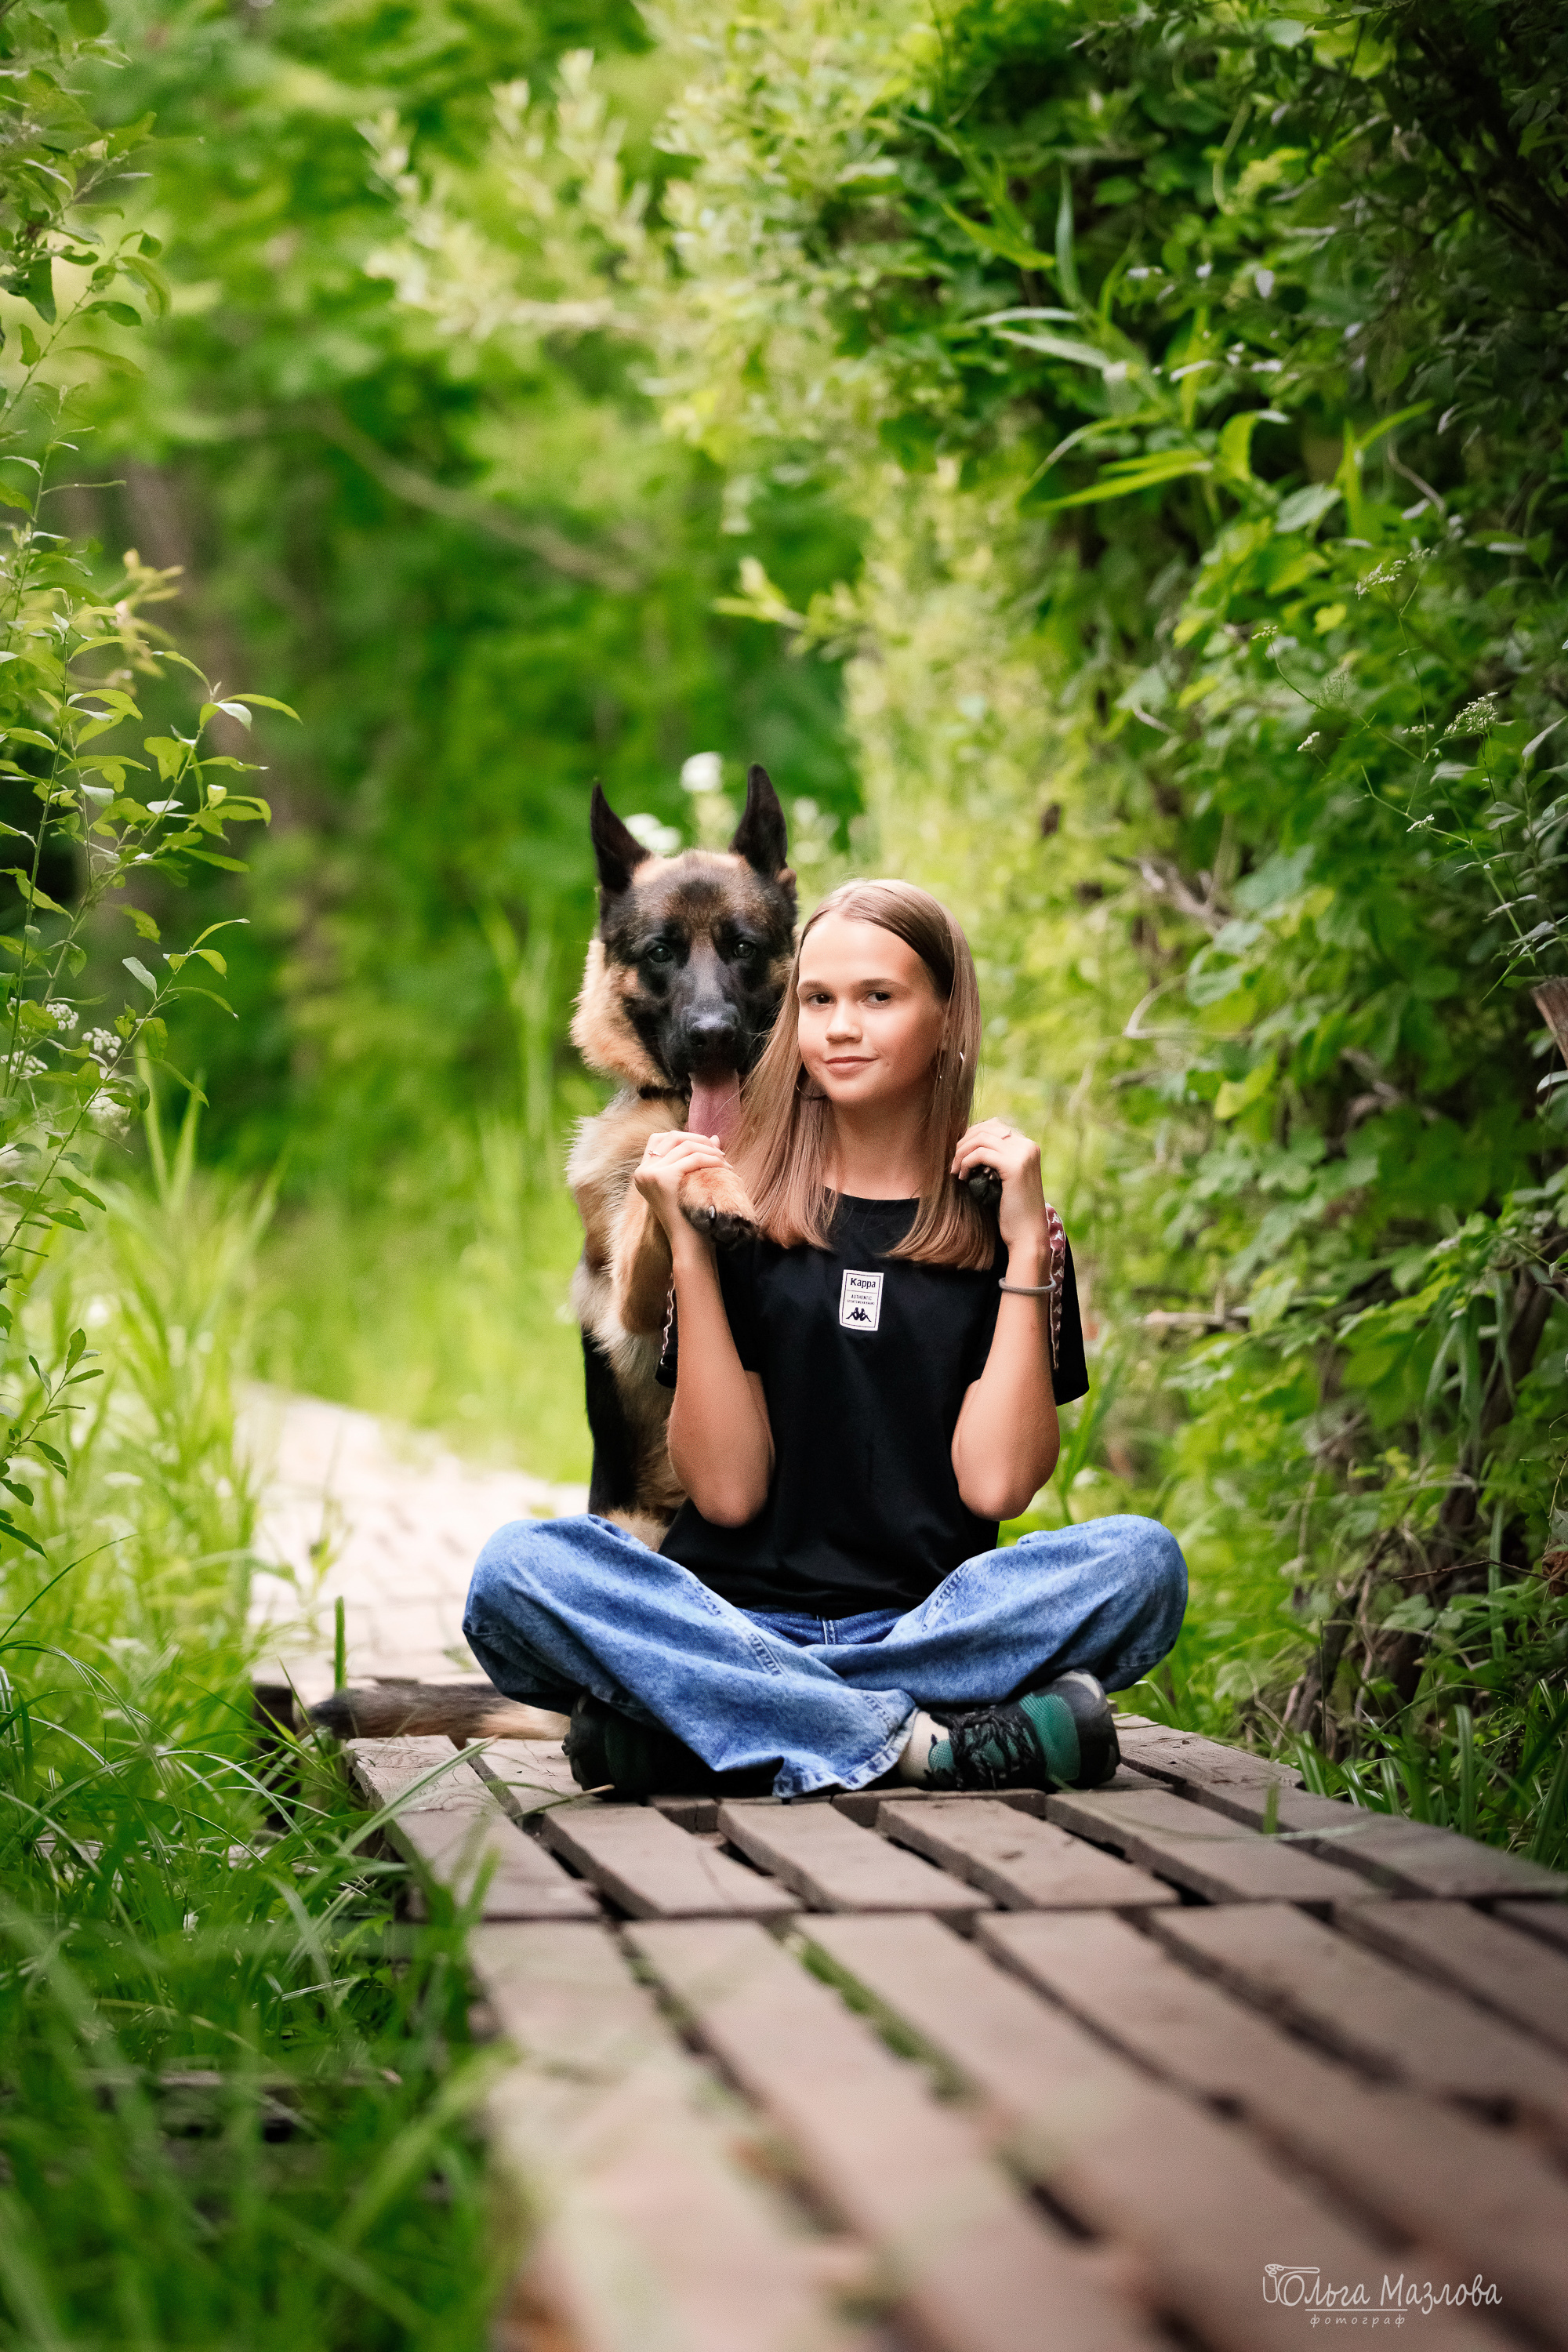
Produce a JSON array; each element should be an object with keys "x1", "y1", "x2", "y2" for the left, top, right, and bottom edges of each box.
[{"x1": 679, "y1": 1164, "x2": 759, "y2": 1250}]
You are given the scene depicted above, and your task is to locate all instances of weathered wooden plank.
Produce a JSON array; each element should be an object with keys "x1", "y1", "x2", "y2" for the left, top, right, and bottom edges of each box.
[
  {"x1": 1179, "y1": 1777, "x2": 1568, "y2": 1900},
  {"x1": 879, "y1": 1797, "x2": 1178, "y2": 1911},
  {"x1": 831, "y1": 1775, "x2": 1156, "y2": 1831},
  {"x1": 1495, "y1": 1898, "x2": 1568, "y2": 1955},
  {"x1": 1044, "y1": 1782, "x2": 1375, "y2": 1910},
  {"x1": 1336, "y1": 1898, "x2": 1568, "y2": 2058},
  {"x1": 807, "y1": 1913, "x2": 1503, "y2": 2352},
  {"x1": 540, "y1": 1801, "x2": 795, "y2": 1918},
  {"x1": 472, "y1": 1923, "x2": 864, "y2": 2352},
  {"x1": 347, "y1": 1737, "x2": 597, "y2": 1920},
  {"x1": 629, "y1": 1918, "x2": 1158, "y2": 2352},
  {"x1": 982, "y1": 1908, "x2": 1568, "y2": 2350},
  {"x1": 1112, "y1": 1722, "x2": 1302, "y2": 1793},
  {"x1": 463, "y1": 1735, "x2": 583, "y2": 1822},
  {"x1": 648, "y1": 1793, "x2": 721, "y2": 1832},
  {"x1": 1154, "y1": 1902, "x2": 1568, "y2": 2147},
  {"x1": 717, "y1": 1799, "x2": 989, "y2": 1915}
]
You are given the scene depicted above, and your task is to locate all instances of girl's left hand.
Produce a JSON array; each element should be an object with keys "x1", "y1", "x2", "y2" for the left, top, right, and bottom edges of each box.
[{"x1": 951, "y1": 1118, "x2": 1048, "y2": 1257}]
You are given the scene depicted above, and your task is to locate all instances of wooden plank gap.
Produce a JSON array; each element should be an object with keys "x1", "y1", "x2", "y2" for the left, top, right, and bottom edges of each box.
[
  {"x1": 806, "y1": 1912, "x2": 1504, "y2": 2352},
  {"x1": 630, "y1": 1916, "x2": 1161, "y2": 2352},
  {"x1": 980, "y1": 1907, "x2": 1568, "y2": 2351}
]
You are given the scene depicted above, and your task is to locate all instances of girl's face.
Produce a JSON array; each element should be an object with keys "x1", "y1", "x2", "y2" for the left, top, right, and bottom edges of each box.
[{"x1": 795, "y1": 914, "x2": 948, "y2": 1113}]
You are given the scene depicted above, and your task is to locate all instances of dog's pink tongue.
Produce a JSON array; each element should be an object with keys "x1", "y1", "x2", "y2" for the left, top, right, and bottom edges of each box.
[{"x1": 687, "y1": 1073, "x2": 742, "y2": 1149}]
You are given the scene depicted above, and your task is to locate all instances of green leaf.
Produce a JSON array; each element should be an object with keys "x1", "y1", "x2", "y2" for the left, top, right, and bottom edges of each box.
[
  {"x1": 1275, "y1": 483, "x2": 1342, "y2": 534},
  {"x1": 122, "y1": 956, "x2": 158, "y2": 994},
  {"x1": 1038, "y1": 448, "x2": 1214, "y2": 512},
  {"x1": 142, "y1": 736, "x2": 189, "y2": 782},
  {"x1": 85, "y1": 299, "x2": 140, "y2": 327},
  {"x1": 67, "y1": 0, "x2": 110, "y2": 31},
  {"x1": 936, "y1": 201, "x2": 1055, "y2": 274},
  {"x1": 1054, "y1": 165, "x2": 1080, "y2": 306},
  {"x1": 223, "y1": 693, "x2": 299, "y2": 720},
  {"x1": 25, "y1": 258, "x2": 55, "y2": 326},
  {"x1": 1, "y1": 871, "x2": 68, "y2": 916},
  {"x1": 122, "y1": 906, "x2": 159, "y2": 941},
  {"x1": 60, "y1": 1179, "x2": 105, "y2": 1210},
  {"x1": 0, "y1": 1515, "x2": 46, "y2": 1559},
  {"x1": 1214, "y1": 1058, "x2": 1276, "y2": 1121}
]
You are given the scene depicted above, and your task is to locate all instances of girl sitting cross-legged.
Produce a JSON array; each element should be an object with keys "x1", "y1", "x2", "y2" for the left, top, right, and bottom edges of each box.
[{"x1": 463, "y1": 880, "x2": 1187, "y2": 1799}]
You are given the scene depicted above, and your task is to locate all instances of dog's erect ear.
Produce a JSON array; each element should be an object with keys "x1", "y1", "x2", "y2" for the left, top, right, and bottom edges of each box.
[
  {"x1": 729, "y1": 764, "x2": 790, "y2": 883},
  {"x1": 590, "y1": 782, "x2": 652, "y2": 897}
]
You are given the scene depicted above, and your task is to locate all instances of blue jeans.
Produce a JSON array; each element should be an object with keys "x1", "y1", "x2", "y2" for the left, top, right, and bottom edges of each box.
[{"x1": 463, "y1": 1513, "x2": 1185, "y2": 1800}]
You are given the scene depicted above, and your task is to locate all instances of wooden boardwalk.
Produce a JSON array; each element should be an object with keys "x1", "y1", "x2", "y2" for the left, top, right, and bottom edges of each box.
[{"x1": 324, "y1": 1703, "x2": 1568, "y2": 2352}]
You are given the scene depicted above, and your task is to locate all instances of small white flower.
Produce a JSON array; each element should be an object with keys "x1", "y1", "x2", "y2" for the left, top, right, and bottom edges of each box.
[
  {"x1": 680, "y1": 751, "x2": 724, "y2": 796},
  {"x1": 1445, "y1": 695, "x2": 1499, "y2": 738},
  {"x1": 1298, "y1": 732, "x2": 1320, "y2": 751},
  {"x1": 624, "y1": 811, "x2": 683, "y2": 858}
]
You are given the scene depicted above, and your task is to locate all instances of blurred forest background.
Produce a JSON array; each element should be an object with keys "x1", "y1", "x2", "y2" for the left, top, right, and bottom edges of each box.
[{"x1": 4, "y1": 0, "x2": 1568, "y2": 2336}]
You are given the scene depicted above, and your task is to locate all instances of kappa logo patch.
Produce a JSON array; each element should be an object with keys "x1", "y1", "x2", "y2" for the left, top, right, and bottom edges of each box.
[{"x1": 839, "y1": 1269, "x2": 884, "y2": 1332}]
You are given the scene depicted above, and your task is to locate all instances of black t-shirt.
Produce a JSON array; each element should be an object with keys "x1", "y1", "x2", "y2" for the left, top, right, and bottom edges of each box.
[{"x1": 655, "y1": 1196, "x2": 1088, "y2": 1615}]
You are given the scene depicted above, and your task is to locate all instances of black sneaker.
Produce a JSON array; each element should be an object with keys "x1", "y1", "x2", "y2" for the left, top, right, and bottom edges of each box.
[
  {"x1": 564, "y1": 1693, "x2": 719, "y2": 1797},
  {"x1": 921, "y1": 1671, "x2": 1120, "y2": 1793}
]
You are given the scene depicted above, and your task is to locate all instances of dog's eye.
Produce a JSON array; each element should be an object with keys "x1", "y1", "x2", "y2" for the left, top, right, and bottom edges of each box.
[
  {"x1": 730, "y1": 939, "x2": 759, "y2": 966},
  {"x1": 644, "y1": 942, "x2": 675, "y2": 967}
]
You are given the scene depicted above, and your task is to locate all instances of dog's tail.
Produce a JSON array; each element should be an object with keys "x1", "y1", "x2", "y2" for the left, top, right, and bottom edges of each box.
[{"x1": 309, "y1": 1681, "x2": 568, "y2": 1744}]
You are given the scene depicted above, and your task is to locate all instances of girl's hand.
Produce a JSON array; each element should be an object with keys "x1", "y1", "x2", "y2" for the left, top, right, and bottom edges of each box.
[
  {"x1": 633, "y1": 1127, "x2": 728, "y2": 1245},
  {"x1": 950, "y1": 1118, "x2": 1048, "y2": 1259}
]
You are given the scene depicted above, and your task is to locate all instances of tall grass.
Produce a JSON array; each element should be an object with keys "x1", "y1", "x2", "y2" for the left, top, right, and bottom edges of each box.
[
  {"x1": 257, "y1": 1119, "x2": 591, "y2": 1482},
  {"x1": 0, "y1": 1126, "x2": 503, "y2": 2351}
]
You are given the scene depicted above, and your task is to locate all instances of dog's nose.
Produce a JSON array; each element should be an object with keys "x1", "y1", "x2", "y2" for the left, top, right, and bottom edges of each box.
[{"x1": 685, "y1": 1011, "x2": 741, "y2": 1062}]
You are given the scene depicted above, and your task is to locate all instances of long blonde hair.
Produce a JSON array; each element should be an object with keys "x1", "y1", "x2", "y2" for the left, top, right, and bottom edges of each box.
[{"x1": 733, "y1": 879, "x2": 993, "y2": 1270}]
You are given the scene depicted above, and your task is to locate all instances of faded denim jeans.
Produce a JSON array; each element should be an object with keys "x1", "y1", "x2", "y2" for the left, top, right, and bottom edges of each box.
[{"x1": 462, "y1": 1512, "x2": 1186, "y2": 1800}]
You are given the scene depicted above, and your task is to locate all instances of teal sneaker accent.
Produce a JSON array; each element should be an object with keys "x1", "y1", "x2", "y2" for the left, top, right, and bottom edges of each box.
[
  {"x1": 922, "y1": 1671, "x2": 1117, "y2": 1793},
  {"x1": 1020, "y1": 1689, "x2": 1080, "y2": 1785}
]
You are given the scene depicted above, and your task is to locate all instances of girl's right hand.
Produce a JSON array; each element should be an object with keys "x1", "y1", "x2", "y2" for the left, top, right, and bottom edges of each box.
[{"x1": 633, "y1": 1127, "x2": 728, "y2": 1242}]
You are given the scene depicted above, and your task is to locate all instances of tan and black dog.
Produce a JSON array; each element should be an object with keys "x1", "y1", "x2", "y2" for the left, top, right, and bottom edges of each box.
[
  {"x1": 568, "y1": 768, "x2": 796, "y2": 1544},
  {"x1": 309, "y1": 768, "x2": 795, "y2": 1744}
]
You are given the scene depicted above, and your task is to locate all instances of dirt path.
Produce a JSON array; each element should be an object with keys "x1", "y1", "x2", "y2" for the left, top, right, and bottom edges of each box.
[{"x1": 245, "y1": 1387, "x2": 586, "y2": 1706}]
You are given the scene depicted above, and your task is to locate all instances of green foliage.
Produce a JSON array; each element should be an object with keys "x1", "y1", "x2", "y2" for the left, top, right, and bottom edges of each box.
[
  {"x1": 1, "y1": 1155, "x2": 499, "y2": 2350},
  {"x1": 0, "y1": 2, "x2": 278, "y2": 1578},
  {"x1": 0, "y1": 20, "x2": 501, "y2": 2335}
]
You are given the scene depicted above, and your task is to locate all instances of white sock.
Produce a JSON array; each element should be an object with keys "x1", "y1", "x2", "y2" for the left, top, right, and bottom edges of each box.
[{"x1": 896, "y1": 1709, "x2": 943, "y2": 1784}]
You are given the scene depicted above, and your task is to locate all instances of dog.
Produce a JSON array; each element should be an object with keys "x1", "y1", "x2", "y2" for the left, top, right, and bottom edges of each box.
[
  {"x1": 566, "y1": 767, "x2": 796, "y2": 1543},
  {"x1": 311, "y1": 768, "x2": 796, "y2": 1746}
]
